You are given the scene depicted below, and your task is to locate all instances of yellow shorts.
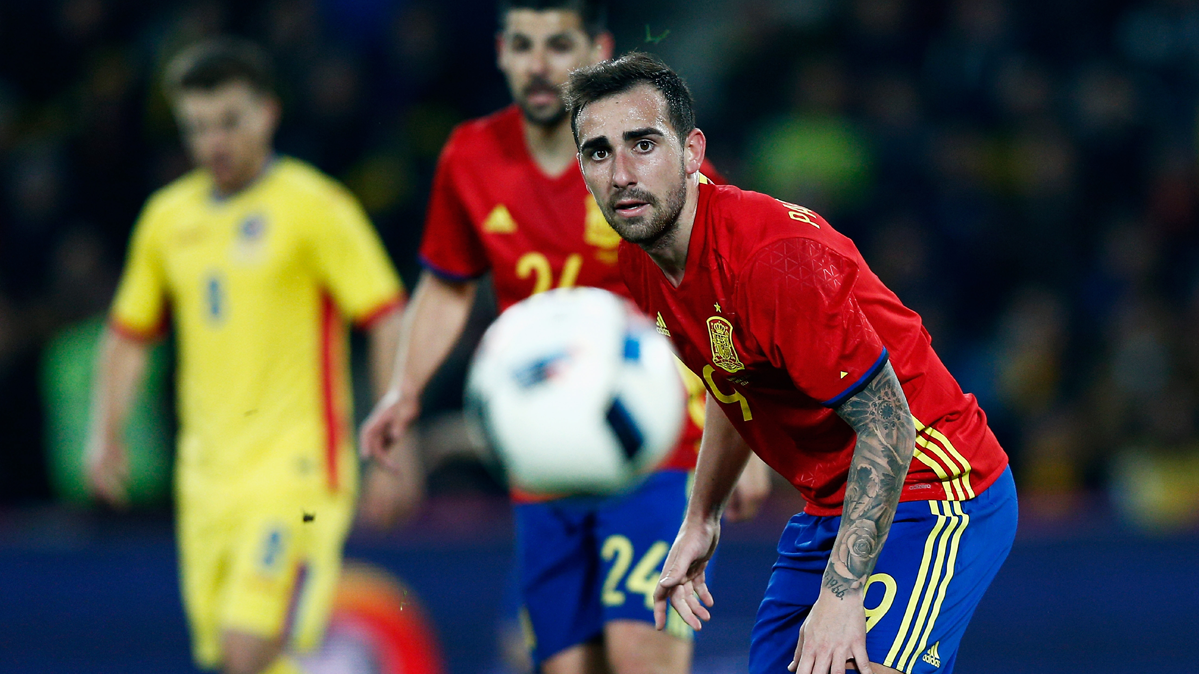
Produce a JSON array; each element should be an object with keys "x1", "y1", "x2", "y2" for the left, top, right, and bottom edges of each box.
[{"x1": 177, "y1": 483, "x2": 354, "y2": 669}]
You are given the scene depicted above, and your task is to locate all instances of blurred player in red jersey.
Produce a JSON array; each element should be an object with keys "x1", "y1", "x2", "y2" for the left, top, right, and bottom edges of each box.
[
  {"x1": 567, "y1": 53, "x2": 1018, "y2": 674},
  {"x1": 359, "y1": 2, "x2": 770, "y2": 673}
]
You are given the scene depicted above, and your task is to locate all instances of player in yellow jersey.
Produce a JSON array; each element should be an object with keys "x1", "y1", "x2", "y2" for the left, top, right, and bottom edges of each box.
[{"x1": 85, "y1": 38, "x2": 407, "y2": 674}]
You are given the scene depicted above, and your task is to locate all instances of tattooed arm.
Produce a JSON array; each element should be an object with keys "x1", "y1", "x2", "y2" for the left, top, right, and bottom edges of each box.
[
  {"x1": 789, "y1": 361, "x2": 916, "y2": 674},
  {"x1": 825, "y1": 361, "x2": 916, "y2": 598}
]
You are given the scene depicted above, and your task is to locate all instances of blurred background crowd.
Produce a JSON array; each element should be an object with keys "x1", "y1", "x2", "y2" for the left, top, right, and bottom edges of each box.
[
  {"x1": 4, "y1": 0, "x2": 1199, "y2": 528},
  {"x1": 3, "y1": 1, "x2": 1199, "y2": 672}
]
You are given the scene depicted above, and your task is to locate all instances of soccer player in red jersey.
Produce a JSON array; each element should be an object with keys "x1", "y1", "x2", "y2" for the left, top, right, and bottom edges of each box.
[
  {"x1": 359, "y1": 3, "x2": 770, "y2": 674},
  {"x1": 567, "y1": 53, "x2": 1018, "y2": 674}
]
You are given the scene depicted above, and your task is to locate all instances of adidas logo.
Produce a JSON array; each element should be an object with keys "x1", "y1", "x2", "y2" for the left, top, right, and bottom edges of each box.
[
  {"x1": 482, "y1": 204, "x2": 517, "y2": 233},
  {"x1": 655, "y1": 312, "x2": 671, "y2": 337},
  {"x1": 921, "y1": 642, "x2": 941, "y2": 668}
]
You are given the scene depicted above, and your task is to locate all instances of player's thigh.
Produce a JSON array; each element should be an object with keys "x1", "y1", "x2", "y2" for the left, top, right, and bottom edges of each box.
[
  {"x1": 514, "y1": 500, "x2": 604, "y2": 666},
  {"x1": 284, "y1": 494, "x2": 354, "y2": 654},
  {"x1": 747, "y1": 523, "x2": 899, "y2": 674},
  {"x1": 603, "y1": 619, "x2": 691, "y2": 674},
  {"x1": 178, "y1": 500, "x2": 233, "y2": 669},
  {"x1": 865, "y1": 470, "x2": 1017, "y2": 674},
  {"x1": 594, "y1": 471, "x2": 693, "y2": 638},
  {"x1": 219, "y1": 491, "x2": 354, "y2": 655},
  {"x1": 541, "y1": 641, "x2": 608, "y2": 674},
  {"x1": 750, "y1": 471, "x2": 1016, "y2": 674},
  {"x1": 221, "y1": 629, "x2": 283, "y2": 674}
]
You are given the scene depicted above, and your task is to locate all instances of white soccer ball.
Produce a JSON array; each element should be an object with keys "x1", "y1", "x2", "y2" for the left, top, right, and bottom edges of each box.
[{"x1": 466, "y1": 287, "x2": 686, "y2": 496}]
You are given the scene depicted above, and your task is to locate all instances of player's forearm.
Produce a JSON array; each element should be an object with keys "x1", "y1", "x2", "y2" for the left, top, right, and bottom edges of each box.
[
  {"x1": 88, "y1": 328, "x2": 151, "y2": 443},
  {"x1": 368, "y1": 309, "x2": 404, "y2": 401},
  {"x1": 387, "y1": 271, "x2": 477, "y2": 404},
  {"x1": 825, "y1": 361, "x2": 915, "y2": 599},
  {"x1": 686, "y1": 394, "x2": 754, "y2": 524}
]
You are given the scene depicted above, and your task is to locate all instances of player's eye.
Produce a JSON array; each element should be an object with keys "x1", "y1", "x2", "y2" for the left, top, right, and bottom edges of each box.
[
  {"x1": 548, "y1": 36, "x2": 574, "y2": 52},
  {"x1": 589, "y1": 149, "x2": 609, "y2": 161},
  {"x1": 634, "y1": 139, "x2": 654, "y2": 153},
  {"x1": 509, "y1": 36, "x2": 531, "y2": 52}
]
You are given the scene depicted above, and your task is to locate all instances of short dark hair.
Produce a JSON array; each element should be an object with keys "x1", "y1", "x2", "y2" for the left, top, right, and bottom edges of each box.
[
  {"x1": 566, "y1": 52, "x2": 696, "y2": 146},
  {"x1": 163, "y1": 37, "x2": 275, "y2": 98},
  {"x1": 498, "y1": 0, "x2": 607, "y2": 38}
]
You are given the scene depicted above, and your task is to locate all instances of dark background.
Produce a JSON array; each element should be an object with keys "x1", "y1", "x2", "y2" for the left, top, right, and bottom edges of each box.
[{"x1": 1, "y1": 0, "x2": 1198, "y2": 671}]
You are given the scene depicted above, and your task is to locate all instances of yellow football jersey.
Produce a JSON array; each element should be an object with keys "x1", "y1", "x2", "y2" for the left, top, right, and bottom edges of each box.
[{"x1": 111, "y1": 157, "x2": 403, "y2": 495}]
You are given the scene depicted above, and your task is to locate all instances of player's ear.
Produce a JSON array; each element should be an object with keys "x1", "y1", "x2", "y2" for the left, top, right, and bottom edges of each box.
[
  {"x1": 592, "y1": 31, "x2": 614, "y2": 63},
  {"x1": 495, "y1": 32, "x2": 506, "y2": 69},
  {"x1": 261, "y1": 94, "x2": 282, "y2": 134},
  {"x1": 683, "y1": 128, "x2": 706, "y2": 177}
]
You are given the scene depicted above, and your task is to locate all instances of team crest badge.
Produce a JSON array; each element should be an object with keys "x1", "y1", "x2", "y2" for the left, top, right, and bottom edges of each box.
[
  {"x1": 233, "y1": 213, "x2": 269, "y2": 263},
  {"x1": 239, "y1": 213, "x2": 266, "y2": 240},
  {"x1": 707, "y1": 316, "x2": 744, "y2": 373}
]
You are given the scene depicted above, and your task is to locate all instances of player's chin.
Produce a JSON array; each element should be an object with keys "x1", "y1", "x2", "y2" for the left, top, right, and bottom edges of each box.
[
  {"x1": 612, "y1": 219, "x2": 668, "y2": 246},
  {"x1": 520, "y1": 101, "x2": 566, "y2": 127},
  {"x1": 607, "y1": 215, "x2": 646, "y2": 240}
]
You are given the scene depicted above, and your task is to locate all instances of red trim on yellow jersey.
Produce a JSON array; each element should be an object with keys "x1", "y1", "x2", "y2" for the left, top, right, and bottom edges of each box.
[
  {"x1": 355, "y1": 293, "x2": 406, "y2": 330},
  {"x1": 282, "y1": 562, "x2": 309, "y2": 641},
  {"x1": 108, "y1": 313, "x2": 169, "y2": 343},
  {"x1": 320, "y1": 295, "x2": 341, "y2": 492}
]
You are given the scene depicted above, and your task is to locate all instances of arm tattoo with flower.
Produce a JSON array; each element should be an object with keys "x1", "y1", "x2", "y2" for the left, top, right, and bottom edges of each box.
[{"x1": 824, "y1": 361, "x2": 916, "y2": 599}]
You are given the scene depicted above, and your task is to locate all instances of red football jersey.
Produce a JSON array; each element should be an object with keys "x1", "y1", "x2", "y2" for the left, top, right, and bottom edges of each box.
[
  {"x1": 619, "y1": 181, "x2": 1009, "y2": 516},
  {"x1": 419, "y1": 106, "x2": 720, "y2": 483}
]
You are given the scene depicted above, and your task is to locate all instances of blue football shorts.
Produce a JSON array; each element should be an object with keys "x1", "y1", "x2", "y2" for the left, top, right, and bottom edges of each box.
[
  {"x1": 749, "y1": 466, "x2": 1017, "y2": 674},
  {"x1": 514, "y1": 469, "x2": 696, "y2": 666}
]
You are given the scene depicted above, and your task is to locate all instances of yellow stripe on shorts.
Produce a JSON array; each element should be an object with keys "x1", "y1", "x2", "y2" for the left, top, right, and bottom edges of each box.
[
  {"x1": 893, "y1": 502, "x2": 966, "y2": 673},
  {"x1": 905, "y1": 502, "x2": 970, "y2": 673},
  {"x1": 883, "y1": 503, "x2": 951, "y2": 668}
]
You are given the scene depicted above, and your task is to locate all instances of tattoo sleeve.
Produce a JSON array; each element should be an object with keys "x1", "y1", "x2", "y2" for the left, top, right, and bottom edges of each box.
[{"x1": 823, "y1": 361, "x2": 916, "y2": 599}]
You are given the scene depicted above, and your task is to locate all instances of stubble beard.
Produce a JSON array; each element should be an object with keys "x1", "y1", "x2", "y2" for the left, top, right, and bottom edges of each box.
[
  {"x1": 603, "y1": 167, "x2": 688, "y2": 252},
  {"x1": 520, "y1": 99, "x2": 567, "y2": 128},
  {"x1": 518, "y1": 77, "x2": 568, "y2": 129}
]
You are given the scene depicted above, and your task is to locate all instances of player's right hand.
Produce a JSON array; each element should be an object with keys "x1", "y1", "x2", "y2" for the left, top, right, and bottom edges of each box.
[
  {"x1": 85, "y1": 436, "x2": 130, "y2": 508},
  {"x1": 358, "y1": 388, "x2": 420, "y2": 473},
  {"x1": 653, "y1": 516, "x2": 720, "y2": 631}
]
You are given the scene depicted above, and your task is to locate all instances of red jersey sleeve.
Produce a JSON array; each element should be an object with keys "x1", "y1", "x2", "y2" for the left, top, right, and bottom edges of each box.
[
  {"x1": 418, "y1": 135, "x2": 490, "y2": 281},
  {"x1": 738, "y1": 237, "x2": 888, "y2": 407}
]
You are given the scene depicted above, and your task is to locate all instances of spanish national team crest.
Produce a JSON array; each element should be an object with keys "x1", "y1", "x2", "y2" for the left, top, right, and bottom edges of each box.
[{"x1": 707, "y1": 316, "x2": 744, "y2": 373}]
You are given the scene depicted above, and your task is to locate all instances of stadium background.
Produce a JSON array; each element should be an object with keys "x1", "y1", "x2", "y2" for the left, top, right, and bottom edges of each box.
[{"x1": 1, "y1": 0, "x2": 1197, "y2": 672}]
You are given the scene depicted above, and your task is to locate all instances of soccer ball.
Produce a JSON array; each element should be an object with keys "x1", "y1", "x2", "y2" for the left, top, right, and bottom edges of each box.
[{"x1": 466, "y1": 287, "x2": 686, "y2": 496}]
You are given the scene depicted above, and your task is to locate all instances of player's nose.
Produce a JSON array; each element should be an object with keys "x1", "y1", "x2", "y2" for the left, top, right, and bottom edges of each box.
[
  {"x1": 528, "y1": 47, "x2": 549, "y2": 74},
  {"x1": 611, "y1": 149, "x2": 635, "y2": 187}
]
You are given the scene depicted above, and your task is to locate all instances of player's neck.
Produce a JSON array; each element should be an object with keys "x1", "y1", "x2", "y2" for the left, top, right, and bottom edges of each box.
[
  {"x1": 520, "y1": 116, "x2": 578, "y2": 178},
  {"x1": 211, "y1": 151, "x2": 274, "y2": 199},
  {"x1": 643, "y1": 178, "x2": 700, "y2": 288}
]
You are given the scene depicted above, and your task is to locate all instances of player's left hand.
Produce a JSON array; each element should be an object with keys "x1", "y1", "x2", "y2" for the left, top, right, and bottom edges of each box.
[
  {"x1": 356, "y1": 439, "x2": 425, "y2": 530},
  {"x1": 724, "y1": 454, "x2": 772, "y2": 522},
  {"x1": 789, "y1": 587, "x2": 874, "y2": 674},
  {"x1": 359, "y1": 388, "x2": 420, "y2": 473}
]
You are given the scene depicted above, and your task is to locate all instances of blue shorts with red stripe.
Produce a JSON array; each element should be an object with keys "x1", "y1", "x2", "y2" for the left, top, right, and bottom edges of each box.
[
  {"x1": 514, "y1": 469, "x2": 696, "y2": 666},
  {"x1": 749, "y1": 466, "x2": 1017, "y2": 674}
]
